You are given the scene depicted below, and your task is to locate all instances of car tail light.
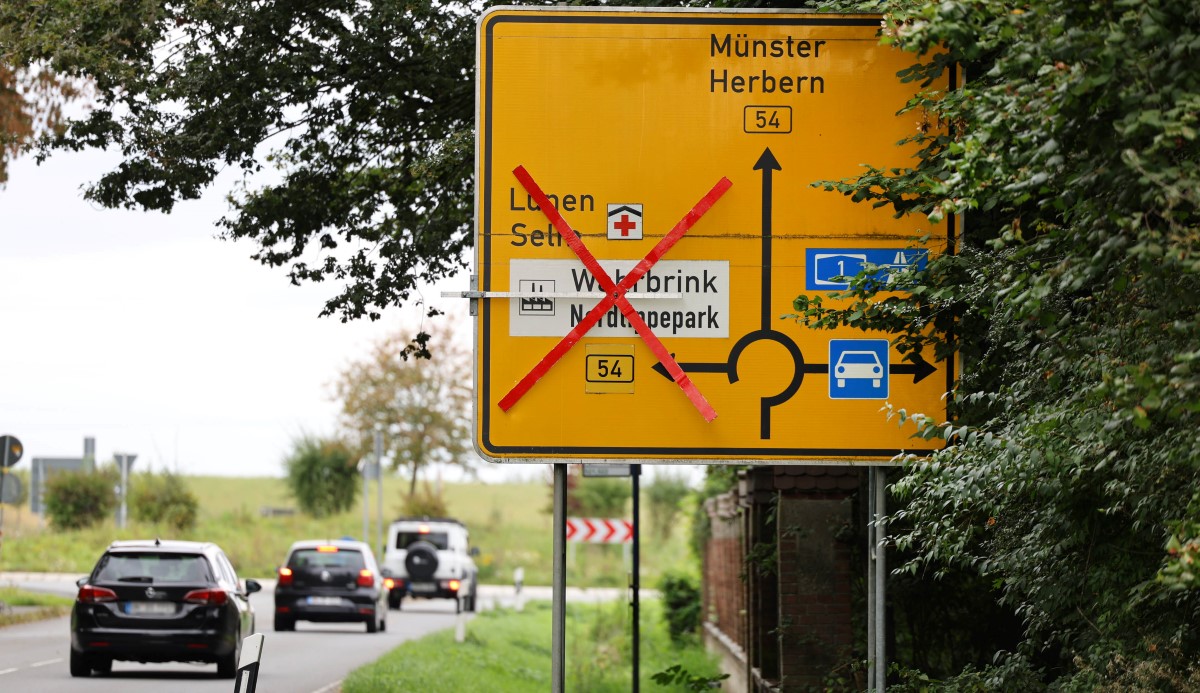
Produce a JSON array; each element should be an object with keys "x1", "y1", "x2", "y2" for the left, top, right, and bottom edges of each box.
[
  {"x1": 383, "y1": 577, "x2": 395, "y2": 590},
  {"x1": 183, "y1": 589, "x2": 229, "y2": 606},
  {"x1": 278, "y1": 567, "x2": 293, "y2": 587},
  {"x1": 357, "y1": 569, "x2": 374, "y2": 587},
  {"x1": 77, "y1": 585, "x2": 118, "y2": 603},
  {"x1": 447, "y1": 579, "x2": 461, "y2": 593}
]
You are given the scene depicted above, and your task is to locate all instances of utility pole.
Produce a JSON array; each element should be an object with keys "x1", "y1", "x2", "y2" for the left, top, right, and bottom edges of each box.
[{"x1": 374, "y1": 428, "x2": 384, "y2": 556}]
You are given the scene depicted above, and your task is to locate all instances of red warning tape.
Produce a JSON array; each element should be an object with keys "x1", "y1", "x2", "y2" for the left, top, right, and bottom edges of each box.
[{"x1": 497, "y1": 166, "x2": 730, "y2": 421}]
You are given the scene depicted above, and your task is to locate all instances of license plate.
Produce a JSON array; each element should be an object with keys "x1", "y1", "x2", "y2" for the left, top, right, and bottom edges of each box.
[
  {"x1": 306, "y1": 596, "x2": 344, "y2": 606},
  {"x1": 410, "y1": 583, "x2": 436, "y2": 595},
  {"x1": 126, "y1": 601, "x2": 176, "y2": 615}
]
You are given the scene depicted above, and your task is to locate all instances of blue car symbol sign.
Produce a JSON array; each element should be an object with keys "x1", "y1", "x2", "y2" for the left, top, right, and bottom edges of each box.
[{"x1": 829, "y1": 339, "x2": 889, "y2": 399}]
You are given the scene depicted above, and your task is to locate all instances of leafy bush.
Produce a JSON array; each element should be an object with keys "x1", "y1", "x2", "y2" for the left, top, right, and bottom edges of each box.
[
  {"x1": 572, "y1": 477, "x2": 628, "y2": 517},
  {"x1": 129, "y1": 471, "x2": 199, "y2": 531},
  {"x1": 646, "y1": 472, "x2": 692, "y2": 540},
  {"x1": 284, "y1": 435, "x2": 359, "y2": 518},
  {"x1": 400, "y1": 482, "x2": 448, "y2": 517},
  {"x1": 659, "y1": 571, "x2": 702, "y2": 643},
  {"x1": 43, "y1": 468, "x2": 118, "y2": 530}
]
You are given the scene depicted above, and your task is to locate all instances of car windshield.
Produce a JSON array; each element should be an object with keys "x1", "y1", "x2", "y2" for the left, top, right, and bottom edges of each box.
[
  {"x1": 288, "y1": 548, "x2": 366, "y2": 573},
  {"x1": 94, "y1": 552, "x2": 212, "y2": 583},
  {"x1": 394, "y1": 532, "x2": 450, "y2": 550},
  {"x1": 838, "y1": 352, "x2": 880, "y2": 365}
]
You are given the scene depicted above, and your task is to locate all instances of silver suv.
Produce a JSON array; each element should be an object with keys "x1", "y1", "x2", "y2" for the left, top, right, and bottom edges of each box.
[{"x1": 382, "y1": 518, "x2": 478, "y2": 612}]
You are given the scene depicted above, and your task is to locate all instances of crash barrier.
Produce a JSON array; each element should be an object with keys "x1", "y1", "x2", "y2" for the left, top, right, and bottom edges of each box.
[{"x1": 233, "y1": 633, "x2": 265, "y2": 693}]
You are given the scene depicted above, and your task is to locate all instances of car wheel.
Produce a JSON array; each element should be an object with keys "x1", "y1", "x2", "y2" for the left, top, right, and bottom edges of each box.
[
  {"x1": 69, "y1": 649, "x2": 91, "y2": 678},
  {"x1": 92, "y1": 657, "x2": 113, "y2": 675},
  {"x1": 216, "y1": 632, "x2": 240, "y2": 679},
  {"x1": 274, "y1": 614, "x2": 294, "y2": 631},
  {"x1": 388, "y1": 592, "x2": 402, "y2": 610},
  {"x1": 217, "y1": 650, "x2": 238, "y2": 679},
  {"x1": 380, "y1": 614, "x2": 387, "y2": 632},
  {"x1": 366, "y1": 614, "x2": 379, "y2": 633}
]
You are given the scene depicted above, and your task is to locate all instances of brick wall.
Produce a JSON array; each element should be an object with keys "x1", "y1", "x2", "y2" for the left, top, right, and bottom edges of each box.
[{"x1": 703, "y1": 492, "x2": 745, "y2": 650}]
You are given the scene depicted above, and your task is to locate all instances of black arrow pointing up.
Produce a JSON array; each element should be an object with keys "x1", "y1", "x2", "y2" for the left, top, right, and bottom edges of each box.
[{"x1": 753, "y1": 148, "x2": 780, "y2": 331}]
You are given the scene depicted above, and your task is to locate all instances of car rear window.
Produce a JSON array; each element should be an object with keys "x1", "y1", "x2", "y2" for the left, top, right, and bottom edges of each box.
[
  {"x1": 288, "y1": 547, "x2": 366, "y2": 573},
  {"x1": 94, "y1": 552, "x2": 212, "y2": 583},
  {"x1": 394, "y1": 532, "x2": 449, "y2": 550}
]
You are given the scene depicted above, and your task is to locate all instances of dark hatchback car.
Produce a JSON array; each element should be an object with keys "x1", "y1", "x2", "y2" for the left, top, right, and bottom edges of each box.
[
  {"x1": 70, "y1": 539, "x2": 261, "y2": 678},
  {"x1": 273, "y1": 539, "x2": 388, "y2": 633}
]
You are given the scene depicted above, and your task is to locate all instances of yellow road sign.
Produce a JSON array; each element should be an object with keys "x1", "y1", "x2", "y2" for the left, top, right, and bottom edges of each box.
[{"x1": 475, "y1": 8, "x2": 956, "y2": 463}]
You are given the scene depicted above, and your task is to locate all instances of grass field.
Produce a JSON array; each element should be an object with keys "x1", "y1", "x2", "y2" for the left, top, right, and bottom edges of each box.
[
  {"x1": 342, "y1": 599, "x2": 724, "y2": 692},
  {"x1": 0, "y1": 475, "x2": 696, "y2": 587}
]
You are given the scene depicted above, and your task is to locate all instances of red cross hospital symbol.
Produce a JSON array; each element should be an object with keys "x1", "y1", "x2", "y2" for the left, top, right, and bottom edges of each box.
[
  {"x1": 615, "y1": 215, "x2": 637, "y2": 236},
  {"x1": 498, "y1": 166, "x2": 732, "y2": 421}
]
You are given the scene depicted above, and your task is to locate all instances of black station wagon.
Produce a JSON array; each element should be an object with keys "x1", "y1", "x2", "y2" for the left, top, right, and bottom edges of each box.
[{"x1": 70, "y1": 539, "x2": 261, "y2": 678}]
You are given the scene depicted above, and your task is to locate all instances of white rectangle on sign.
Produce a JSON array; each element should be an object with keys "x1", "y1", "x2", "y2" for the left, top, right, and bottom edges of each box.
[{"x1": 509, "y1": 259, "x2": 729, "y2": 338}]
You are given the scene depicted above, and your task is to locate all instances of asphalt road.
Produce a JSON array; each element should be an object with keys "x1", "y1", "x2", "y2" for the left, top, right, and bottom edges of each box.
[
  {"x1": 1, "y1": 573, "x2": 627, "y2": 692},
  {"x1": 0, "y1": 573, "x2": 468, "y2": 692}
]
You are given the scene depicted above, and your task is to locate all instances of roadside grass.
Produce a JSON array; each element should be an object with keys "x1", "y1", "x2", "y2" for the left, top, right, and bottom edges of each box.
[
  {"x1": 0, "y1": 477, "x2": 693, "y2": 588},
  {"x1": 0, "y1": 587, "x2": 73, "y2": 628},
  {"x1": 342, "y1": 599, "x2": 721, "y2": 692}
]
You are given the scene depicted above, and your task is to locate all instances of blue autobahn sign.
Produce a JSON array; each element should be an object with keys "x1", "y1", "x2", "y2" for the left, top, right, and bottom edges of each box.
[
  {"x1": 806, "y1": 248, "x2": 928, "y2": 291},
  {"x1": 829, "y1": 339, "x2": 890, "y2": 400}
]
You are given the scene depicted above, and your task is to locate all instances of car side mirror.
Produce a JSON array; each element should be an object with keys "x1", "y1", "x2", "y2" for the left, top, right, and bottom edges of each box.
[
  {"x1": 244, "y1": 579, "x2": 263, "y2": 595},
  {"x1": 75, "y1": 576, "x2": 88, "y2": 588},
  {"x1": 380, "y1": 567, "x2": 393, "y2": 578},
  {"x1": 470, "y1": 547, "x2": 480, "y2": 557}
]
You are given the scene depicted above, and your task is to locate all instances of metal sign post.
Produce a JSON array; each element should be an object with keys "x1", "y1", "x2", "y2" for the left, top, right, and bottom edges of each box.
[
  {"x1": 631, "y1": 464, "x2": 641, "y2": 693},
  {"x1": 114, "y1": 453, "x2": 136, "y2": 529},
  {"x1": 551, "y1": 463, "x2": 567, "y2": 693}
]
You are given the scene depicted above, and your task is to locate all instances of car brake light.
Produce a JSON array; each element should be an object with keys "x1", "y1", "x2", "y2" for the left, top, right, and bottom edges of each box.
[
  {"x1": 77, "y1": 585, "x2": 118, "y2": 603},
  {"x1": 418, "y1": 524, "x2": 430, "y2": 534},
  {"x1": 357, "y1": 569, "x2": 374, "y2": 587},
  {"x1": 278, "y1": 567, "x2": 293, "y2": 586},
  {"x1": 383, "y1": 578, "x2": 395, "y2": 590},
  {"x1": 448, "y1": 579, "x2": 461, "y2": 592},
  {"x1": 183, "y1": 589, "x2": 229, "y2": 606},
  {"x1": 317, "y1": 545, "x2": 339, "y2": 553}
]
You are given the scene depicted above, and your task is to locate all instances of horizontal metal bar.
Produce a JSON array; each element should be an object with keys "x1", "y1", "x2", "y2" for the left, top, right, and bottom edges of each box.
[{"x1": 439, "y1": 291, "x2": 683, "y2": 300}]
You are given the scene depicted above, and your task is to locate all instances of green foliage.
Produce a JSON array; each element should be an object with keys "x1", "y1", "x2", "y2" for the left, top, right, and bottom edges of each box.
[
  {"x1": 43, "y1": 467, "x2": 117, "y2": 530},
  {"x1": 400, "y1": 482, "x2": 449, "y2": 517},
  {"x1": 689, "y1": 465, "x2": 741, "y2": 562},
  {"x1": 646, "y1": 471, "x2": 692, "y2": 541},
  {"x1": 788, "y1": 0, "x2": 1200, "y2": 686},
  {"x1": 283, "y1": 435, "x2": 359, "y2": 518},
  {"x1": 572, "y1": 477, "x2": 629, "y2": 517},
  {"x1": 651, "y1": 664, "x2": 730, "y2": 692},
  {"x1": 128, "y1": 470, "x2": 199, "y2": 531},
  {"x1": 333, "y1": 323, "x2": 473, "y2": 497},
  {"x1": 0, "y1": 0, "x2": 475, "y2": 325},
  {"x1": 658, "y1": 571, "x2": 702, "y2": 643}
]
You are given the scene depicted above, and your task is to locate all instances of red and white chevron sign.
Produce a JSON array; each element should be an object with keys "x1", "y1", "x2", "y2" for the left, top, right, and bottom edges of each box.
[{"x1": 565, "y1": 517, "x2": 634, "y2": 544}]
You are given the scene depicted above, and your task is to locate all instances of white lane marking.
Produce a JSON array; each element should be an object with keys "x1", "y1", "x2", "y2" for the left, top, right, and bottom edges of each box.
[
  {"x1": 0, "y1": 668, "x2": 17, "y2": 675},
  {"x1": 311, "y1": 681, "x2": 343, "y2": 693},
  {"x1": 32, "y1": 658, "x2": 62, "y2": 667}
]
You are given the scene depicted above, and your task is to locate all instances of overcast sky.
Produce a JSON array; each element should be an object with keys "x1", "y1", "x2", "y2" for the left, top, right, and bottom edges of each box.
[{"x1": 0, "y1": 148, "x2": 475, "y2": 478}]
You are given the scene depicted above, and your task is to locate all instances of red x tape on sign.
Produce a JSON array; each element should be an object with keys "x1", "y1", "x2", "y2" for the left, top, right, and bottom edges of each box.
[{"x1": 497, "y1": 166, "x2": 732, "y2": 421}]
